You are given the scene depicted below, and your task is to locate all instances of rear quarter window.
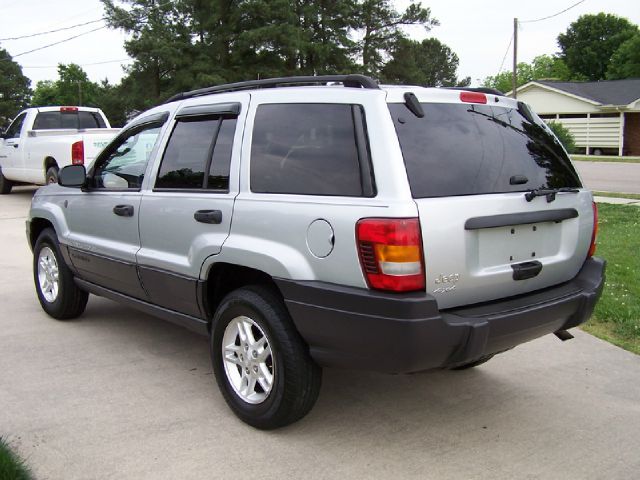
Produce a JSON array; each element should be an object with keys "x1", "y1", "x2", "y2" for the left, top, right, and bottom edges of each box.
[
  {"x1": 250, "y1": 103, "x2": 374, "y2": 196},
  {"x1": 389, "y1": 102, "x2": 581, "y2": 198}
]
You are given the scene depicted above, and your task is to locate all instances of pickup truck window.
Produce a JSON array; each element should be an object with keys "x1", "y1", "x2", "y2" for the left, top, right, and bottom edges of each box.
[
  {"x1": 33, "y1": 111, "x2": 107, "y2": 130},
  {"x1": 155, "y1": 117, "x2": 236, "y2": 191},
  {"x1": 250, "y1": 104, "x2": 369, "y2": 196},
  {"x1": 92, "y1": 125, "x2": 162, "y2": 190},
  {"x1": 5, "y1": 112, "x2": 27, "y2": 138}
]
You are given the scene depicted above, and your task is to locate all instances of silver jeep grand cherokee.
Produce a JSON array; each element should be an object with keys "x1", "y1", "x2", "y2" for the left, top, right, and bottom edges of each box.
[{"x1": 27, "y1": 75, "x2": 605, "y2": 429}]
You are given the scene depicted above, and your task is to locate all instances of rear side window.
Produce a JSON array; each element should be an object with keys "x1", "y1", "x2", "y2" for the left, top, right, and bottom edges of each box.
[
  {"x1": 4, "y1": 112, "x2": 26, "y2": 138},
  {"x1": 250, "y1": 104, "x2": 374, "y2": 196},
  {"x1": 33, "y1": 111, "x2": 106, "y2": 130},
  {"x1": 155, "y1": 117, "x2": 237, "y2": 190},
  {"x1": 389, "y1": 102, "x2": 581, "y2": 198}
]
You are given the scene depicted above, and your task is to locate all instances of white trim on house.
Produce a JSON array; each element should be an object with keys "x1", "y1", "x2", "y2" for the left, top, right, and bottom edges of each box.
[{"x1": 510, "y1": 82, "x2": 602, "y2": 106}]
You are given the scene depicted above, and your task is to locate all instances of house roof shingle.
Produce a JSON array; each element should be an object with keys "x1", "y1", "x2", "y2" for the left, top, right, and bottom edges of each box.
[{"x1": 535, "y1": 78, "x2": 640, "y2": 105}]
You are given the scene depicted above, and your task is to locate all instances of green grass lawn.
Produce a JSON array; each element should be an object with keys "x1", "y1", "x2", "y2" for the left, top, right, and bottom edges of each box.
[
  {"x1": 582, "y1": 204, "x2": 640, "y2": 354},
  {"x1": 0, "y1": 438, "x2": 32, "y2": 480}
]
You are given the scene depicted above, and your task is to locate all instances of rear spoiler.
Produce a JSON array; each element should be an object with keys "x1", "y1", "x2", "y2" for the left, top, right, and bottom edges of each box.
[{"x1": 441, "y1": 86, "x2": 505, "y2": 97}]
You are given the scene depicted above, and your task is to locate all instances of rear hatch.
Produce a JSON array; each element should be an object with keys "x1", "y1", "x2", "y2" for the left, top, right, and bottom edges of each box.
[{"x1": 388, "y1": 91, "x2": 594, "y2": 309}]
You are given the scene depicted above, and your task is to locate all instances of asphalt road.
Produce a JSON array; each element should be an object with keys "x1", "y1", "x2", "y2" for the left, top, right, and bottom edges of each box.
[
  {"x1": 574, "y1": 161, "x2": 640, "y2": 193},
  {"x1": 1, "y1": 187, "x2": 639, "y2": 480}
]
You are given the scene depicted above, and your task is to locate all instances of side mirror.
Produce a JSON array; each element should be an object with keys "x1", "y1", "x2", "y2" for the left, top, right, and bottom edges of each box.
[{"x1": 58, "y1": 165, "x2": 87, "y2": 188}]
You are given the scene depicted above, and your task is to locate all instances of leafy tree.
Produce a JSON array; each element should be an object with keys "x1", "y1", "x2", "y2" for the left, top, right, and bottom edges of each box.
[
  {"x1": 483, "y1": 63, "x2": 533, "y2": 94},
  {"x1": 32, "y1": 64, "x2": 100, "y2": 107},
  {"x1": 530, "y1": 55, "x2": 572, "y2": 81},
  {"x1": 355, "y1": 0, "x2": 438, "y2": 76},
  {"x1": 0, "y1": 48, "x2": 31, "y2": 127},
  {"x1": 94, "y1": 80, "x2": 129, "y2": 127},
  {"x1": 381, "y1": 38, "x2": 469, "y2": 86},
  {"x1": 557, "y1": 13, "x2": 638, "y2": 81},
  {"x1": 607, "y1": 34, "x2": 640, "y2": 80},
  {"x1": 102, "y1": 0, "x2": 196, "y2": 105},
  {"x1": 547, "y1": 122, "x2": 576, "y2": 154},
  {"x1": 483, "y1": 55, "x2": 572, "y2": 94}
]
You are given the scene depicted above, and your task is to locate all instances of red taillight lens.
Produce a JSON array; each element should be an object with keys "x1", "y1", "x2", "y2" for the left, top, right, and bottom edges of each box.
[
  {"x1": 71, "y1": 141, "x2": 84, "y2": 165},
  {"x1": 460, "y1": 91, "x2": 487, "y2": 104},
  {"x1": 60, "y1": 106, "x2": 79, "y2": 112},
  {"x1": 588, "y1": 201, "x2": 598, "y2": 257},
  {"x1": 356, "y1": 218, "x2": 425, "y2": 292}
]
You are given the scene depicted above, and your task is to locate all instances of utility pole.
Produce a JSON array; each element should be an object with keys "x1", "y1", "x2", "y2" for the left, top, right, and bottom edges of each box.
[
  {"x1": 77, "y1": 81, "x2": 83, "y2": 106},
  {"x1": 512, "y1": 18, "x2": 518, "y2": 99}
]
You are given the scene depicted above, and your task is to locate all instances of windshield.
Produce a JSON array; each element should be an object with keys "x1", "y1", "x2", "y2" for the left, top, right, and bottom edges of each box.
[{"x1": 388, "y1": 102, "x2": 581, "y2": 198}]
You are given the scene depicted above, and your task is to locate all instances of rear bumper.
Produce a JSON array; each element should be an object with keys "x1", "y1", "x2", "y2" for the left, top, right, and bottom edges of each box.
[{"x1": 276, "y1": 257, "x2": 605, "y2": 373}]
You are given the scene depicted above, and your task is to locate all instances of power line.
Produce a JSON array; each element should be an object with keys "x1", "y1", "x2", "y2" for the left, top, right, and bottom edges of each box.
[
  {"x1": 497, "y1": 33, "x2": 514, "y2": 74},
  {"x1": 520, "y1": 0, "x2": 586, "y2": 24},
  {"x1": 0, "y1": 18, "x2": 104, "y2": 41},
  {"x1": 8, "y1": 26, "x2": 107, "y2": 59},
  {"x1": 22, "y1": 58, "x2": 133, "y2": 69}
]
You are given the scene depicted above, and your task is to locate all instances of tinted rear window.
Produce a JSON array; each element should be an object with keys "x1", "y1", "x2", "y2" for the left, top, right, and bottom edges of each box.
[
  {"x1": 389, "y1": 102, "x2": 581, "y2": 198},
  {"x1": 33, "y1": 111, "x2": 106, "y2": 130}
]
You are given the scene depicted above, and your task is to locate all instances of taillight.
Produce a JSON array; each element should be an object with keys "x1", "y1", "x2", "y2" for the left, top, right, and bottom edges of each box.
[
  {"x1": 71, "y1": 141, "x2": 84, "y2": 165},
  {"x1": 588, "y1": 201, "x2": 598, "y2": 257},
  {"x1": 356, "y1": 218, "x2": 425, "y2": 292},
  {"x1": 60, "y1": 106, "x2": 79, "y2": 112},
  {"x1": 460, "y1": 91, "x2": 487, "y2": 104}
]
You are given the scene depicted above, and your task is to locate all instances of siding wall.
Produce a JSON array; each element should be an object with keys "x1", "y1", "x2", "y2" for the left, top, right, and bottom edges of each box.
[{"x1": 543, "y1": 116, "x2": 622, "y2": 149}]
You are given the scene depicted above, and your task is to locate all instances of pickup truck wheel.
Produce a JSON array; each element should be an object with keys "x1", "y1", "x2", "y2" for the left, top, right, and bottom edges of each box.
[
  {"x1": 0, "y1": 167, "x2": 13, "y2": 194},
  {"x1": 33, "y1": 228, "x2": 88, "y2": 320},
  {"x1": 211, "y1": 286, "x2": 322, "y2": 429},
  {"x1": 46, "y1": 167, "x2": 59, "y2": 184}
]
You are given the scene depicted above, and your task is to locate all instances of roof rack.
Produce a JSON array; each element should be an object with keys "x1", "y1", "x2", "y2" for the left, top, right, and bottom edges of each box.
[
  {"x1": 442, "y1": 86, "x2": 505, "y2": 97},
  {"x1": 164, "y1": 74, "x2": 379, "y2": 104}
]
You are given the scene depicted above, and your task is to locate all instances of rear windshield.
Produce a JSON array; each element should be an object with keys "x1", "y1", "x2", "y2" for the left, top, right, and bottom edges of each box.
[
  {"x1": 388, "y1": 102, "x2": 581, "y2": 198},
  {"x1": 33, "y1": 111, "x2": 107, "y2": 130}
]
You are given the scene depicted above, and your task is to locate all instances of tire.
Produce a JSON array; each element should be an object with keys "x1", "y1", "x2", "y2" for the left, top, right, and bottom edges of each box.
[
  {"x1": 450, "y1": 354, "x2": 494, "y2": 370},
  {"x1": 0, "y1": 166, "x2": 13, "y2": 194},
  {"x1": 45, "y1": 166, "x2": 59, "y2": 185},
  {"x1": 211, "y1": 285, "x2": 322, "y2": 429},
  {"x1": 33, "y1": 228, "x2": 88, "y2": 320}
]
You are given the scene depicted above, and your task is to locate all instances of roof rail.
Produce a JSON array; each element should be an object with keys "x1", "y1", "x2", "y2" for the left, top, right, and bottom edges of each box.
[
  {"x1": 164, "y1": 74, "x2": 379, "y2": 104},
  {"x1": 442, "y1": 86, "x2": 505, "y2": 97}
]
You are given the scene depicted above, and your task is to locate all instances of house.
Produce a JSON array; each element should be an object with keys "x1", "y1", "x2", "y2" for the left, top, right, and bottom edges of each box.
[{"x1": 513, "y1": 78, "x2": 640, "y2": 156}]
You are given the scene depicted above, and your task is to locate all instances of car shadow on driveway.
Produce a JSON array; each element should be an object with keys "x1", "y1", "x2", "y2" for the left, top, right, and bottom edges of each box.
[{"x1": 77, "y1": 295, "x2": 566, "y2": 435}]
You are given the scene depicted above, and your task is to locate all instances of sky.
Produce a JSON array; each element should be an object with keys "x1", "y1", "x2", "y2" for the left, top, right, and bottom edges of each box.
[{"x1": 1, "y1": 0, "x2": 639, "y2": 89}]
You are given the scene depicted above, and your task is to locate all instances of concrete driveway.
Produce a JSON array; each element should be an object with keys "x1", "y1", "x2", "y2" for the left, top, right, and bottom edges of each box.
[
  {"x1": 574, "y1": 161, "x2": 640, "y2": 193},
  {"x1": 1, "y1": 187, "x2": 639, "y2": 480}
]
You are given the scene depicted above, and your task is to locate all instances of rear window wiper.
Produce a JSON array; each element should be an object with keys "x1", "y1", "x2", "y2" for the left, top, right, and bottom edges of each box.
[{"x1": 525, "y1": 187, "x2": 579, "y2": 203}]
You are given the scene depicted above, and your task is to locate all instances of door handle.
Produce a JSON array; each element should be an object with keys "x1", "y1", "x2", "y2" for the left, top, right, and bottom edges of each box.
[
  {"x1": 12, "y1": 143, "x2": 18, "y2": 149},
  {"x1": 194, "y1": 209, "x2": 222, "y2": 224},
  {"x1": 113, "y1": 204, "x2": 134, "y2": 217}
]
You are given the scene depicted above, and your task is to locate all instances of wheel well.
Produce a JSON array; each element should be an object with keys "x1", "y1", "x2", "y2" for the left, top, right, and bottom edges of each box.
[
  {"x1": 44, "y1": 157, "x2": 58, "y2": 173},
  {"x1": 29, "y1": 218, "x2": 55, "y2": 248},
  {"x1": 204, "y1": 263, "x2": 282, "y2": 326}
]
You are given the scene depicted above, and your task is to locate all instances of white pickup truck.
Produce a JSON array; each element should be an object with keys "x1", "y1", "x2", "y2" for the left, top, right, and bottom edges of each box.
[{"x1": 0, "y1": 106, "x2": 119, "y2": 194}]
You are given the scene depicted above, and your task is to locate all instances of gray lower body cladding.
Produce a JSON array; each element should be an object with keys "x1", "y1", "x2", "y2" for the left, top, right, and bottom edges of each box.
[{"x1": 276, "y1": 257, "x2": 606, "y2": 374}]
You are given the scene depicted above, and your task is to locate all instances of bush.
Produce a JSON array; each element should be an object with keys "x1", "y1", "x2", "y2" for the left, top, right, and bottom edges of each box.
[
  {"x1": 0, "y1": 437, "x2": 33, "y2": 480},
  {"x1": 547, "y1": 121, "x2": 577, "y2": 154}
]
